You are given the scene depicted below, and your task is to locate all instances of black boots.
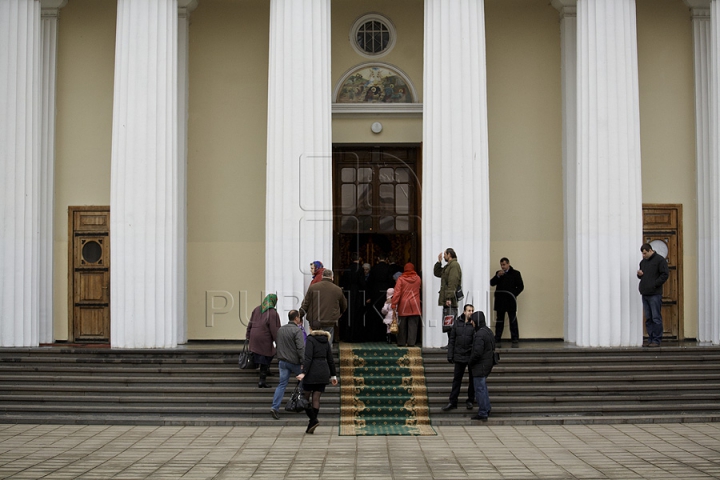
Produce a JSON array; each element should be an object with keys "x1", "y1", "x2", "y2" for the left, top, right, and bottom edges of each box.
[
  {"x1": 258, "y1": 364, "x2": 271, "y2": 388},
  {"x1": 305, "y1": 407, "x2": 319, "y2": 434}
]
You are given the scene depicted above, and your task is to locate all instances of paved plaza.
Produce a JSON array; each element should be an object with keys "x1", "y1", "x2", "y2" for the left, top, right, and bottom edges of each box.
[{"x1": 0, "y1": 422, "x2": 719, "y2": 479}]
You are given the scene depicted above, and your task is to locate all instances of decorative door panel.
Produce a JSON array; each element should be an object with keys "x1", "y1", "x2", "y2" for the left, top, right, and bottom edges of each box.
[
  {"x1": 642, "y1": 205, "x2": 683, "y2": 340},
  {"x1": 73, "y1": 306, "x2": 109, "y2": 339},
  {"x1": 69, "y1": 207, "x2": 110, "y2": 343}
]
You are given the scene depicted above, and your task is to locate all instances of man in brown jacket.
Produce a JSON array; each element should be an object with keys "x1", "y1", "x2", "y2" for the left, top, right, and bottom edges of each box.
[{"x1": 299, "y1": 269, "x2": 347, "y2": 343}]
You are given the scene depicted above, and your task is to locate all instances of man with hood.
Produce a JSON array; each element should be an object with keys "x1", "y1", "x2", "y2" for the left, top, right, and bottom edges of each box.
[
  {"x1": 468, "y1": 310, "x2": 495, "y2": 421},
  {"x1": 391, "y1": 262, "x2": 422, "y2": 347}
]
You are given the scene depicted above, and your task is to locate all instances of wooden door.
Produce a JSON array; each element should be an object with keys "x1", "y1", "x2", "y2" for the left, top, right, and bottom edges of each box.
[
  {"x1": 69, "y1": 207, "x2": 110, "y2": 343},
  {"x1": 332, "y1": 145, "x2": 421, "y2": 268},
  {"x1": 642, "y1": 204, "x2": 683, "y2": 340}
]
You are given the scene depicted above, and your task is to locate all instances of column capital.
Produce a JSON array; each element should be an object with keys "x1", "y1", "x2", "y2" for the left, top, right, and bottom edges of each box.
[
  {"x1": 179, "y1": 0, "x2": 198, "y2": 17},
  {"x1": 683, "y1": 0, "x2": 710, "y2": 7},
  {"x1": 684, "y1": 0, "x2": 710, "y2": 17},
  {"x1": 551, "y1": 0, "x2": 576, "y2": 17},
  {"x1": 40, "y1": 0, "x2": 66, "y2": 18}
]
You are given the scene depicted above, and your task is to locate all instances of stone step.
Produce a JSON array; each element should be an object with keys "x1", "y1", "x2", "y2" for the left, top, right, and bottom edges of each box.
[{"x1": 1, "y1": 345, "x2": 719, "y2": 426}]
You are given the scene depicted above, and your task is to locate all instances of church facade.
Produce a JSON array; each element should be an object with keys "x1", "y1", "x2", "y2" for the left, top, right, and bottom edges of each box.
[{"x1": 1, "y1": 0, "x2": 719, "y2": 348}]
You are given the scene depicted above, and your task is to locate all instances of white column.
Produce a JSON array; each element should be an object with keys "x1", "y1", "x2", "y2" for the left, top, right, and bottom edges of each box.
[
  {"x1": 423, "y1": 0, "x2": 491, "y2": 348},
  {"x1": 685, "y1": 1, "x2": 713, "y2": 344},
  {"x1": 110, "y1": 0, "x2": 179, "y2": 348},
  {"x1": 176, "y1": 0, "x2": 197, "y2": 345},
  {"x1": 266, "y1": 0, "x2": 332, "y2": 314},
  {"x1": 552, "y1": 0, "x2": 578, "y2": 343},
  {"x1": 704, "y1": 0, "x2": 720, "y2": 344},
  {"x1": 38, "y1": 0, "x2": 67, "y2": 344},
  {"x1": 0, "y1": 0, "x2": 42, "y2": 347},
  {"x1": 575, "y1": 0, "x2": 643, "y2": 347}
]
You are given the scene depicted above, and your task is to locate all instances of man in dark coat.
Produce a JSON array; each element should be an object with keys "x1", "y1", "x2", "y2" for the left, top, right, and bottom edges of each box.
[
  {"x1": 441, "y1": 304, "x2": 477, "y2": 411},
  {"x1": 637, "y1": 243, "x2": 669, "y2": 347},
  {"x1": 340, "y1": 253, "x2": 366, "y2": 342},
  {"x1": 468, "y1": 310, "x2": 495, "y2": 421},
  {"x1": 490, "y1": 257, "x2": 524, "y2": 346}
]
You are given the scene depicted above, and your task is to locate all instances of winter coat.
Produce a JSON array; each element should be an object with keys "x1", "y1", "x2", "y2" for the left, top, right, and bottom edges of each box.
[
  {"x1": 391, "y1": 270, "x2": 422, "y2": 317},
  {"x1": 300, "y1": 278, "x2": 348, "y2": 329},
  {"x1": 381, "y1": 291, "x2": 396, "y2": 334},
  {"x1": 275, "y1": 322, "x2": 305, "y2": 365},
  {"x1": 638, "y1": 252, "x2": 669, "y2": 296},
  {"x1": 469, "y1": 319, "x2": 495, "y2": 378},
  {"x1": 490, "y1": 267, "x2": 524, "y2": 311},
  {"x1": 246, "y1": 306, "x2": 281, "y2": 357},
  {"x1": 434, "y1": 259, "x2": 462, "y2": 307},
  {"x1": 448, "y1": 314, "x2": 477, "y2": 364},
  {"x1": 302, "y1": 330, "x2": 336, "y2": 385}
]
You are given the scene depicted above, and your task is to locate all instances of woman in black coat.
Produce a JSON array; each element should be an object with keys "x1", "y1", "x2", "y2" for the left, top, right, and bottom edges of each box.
[{"x1": 296, "y1": 330, "x2": 337, "y2": 434}]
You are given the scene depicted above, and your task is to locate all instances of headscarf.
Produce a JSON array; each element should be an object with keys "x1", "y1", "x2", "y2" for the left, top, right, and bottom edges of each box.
[
  {"x1": 386, "y1": 287, "x2": 395, "y2": 299},
  {"x1": 261, "y1": 293, "x2": 277, "y2": 313},
  {"x1": 401, "y1": 262, "x2": 418, "y2": 278},
  {"x1": 312, "y1": 261, "x2": 323, "y2": 270}
]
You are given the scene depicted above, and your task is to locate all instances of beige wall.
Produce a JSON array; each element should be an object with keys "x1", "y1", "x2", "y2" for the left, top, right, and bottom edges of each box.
[
  {"x1": 49, "y1": 0, "x2": 700, "y2": 342},
  {"x1": 187, "y1": 0, "x2": 270, "y2": 339},
  {"x1": 53, "y1": 0, "x2": 116, "y2": 340},
  {"x1": 331, "y1": 1, "x2": 424, "y2": 143},
  {"x1": 637, "y1": 0, "x2": 697, "y2": 338},
  {"x1": 486, "y1": 0, "x2": 564, "y2": 339}
]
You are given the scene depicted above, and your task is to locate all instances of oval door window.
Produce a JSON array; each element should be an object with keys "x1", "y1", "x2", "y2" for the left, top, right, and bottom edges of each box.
[
  {"x1": 650, "y1": 239, "x2": 669, "y2": 259},
  {"x1": 82, "y1": 240, "x2": 102, "y2": 264}
]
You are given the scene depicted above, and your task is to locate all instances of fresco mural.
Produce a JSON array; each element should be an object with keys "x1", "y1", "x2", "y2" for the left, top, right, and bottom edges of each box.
[{"x1": 336, "y1": 65, "x2": 414, "y2": 104}]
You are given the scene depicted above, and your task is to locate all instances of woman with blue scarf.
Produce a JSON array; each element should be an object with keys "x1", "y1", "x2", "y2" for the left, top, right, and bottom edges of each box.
[{"x1": 247, "y1": 294, "x2": 281, "y2": 388}]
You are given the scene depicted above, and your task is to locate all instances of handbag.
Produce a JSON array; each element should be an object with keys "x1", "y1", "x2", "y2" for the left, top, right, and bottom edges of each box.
[
  {"x1": 455, "y1": 284, "x2": 464, "y2": 301},
  {"x1": 238, "y1": 339, "x2": 256, "y2": 370},
  {"x1": 442, "y1": 306, "x2": 458, "y2": 333},
  {"x1": 389, "y1": 309, "x2": 399, "y2": 335},
  {"x1": 285, "y1": 382, "x2": 309, "y2": 413}
]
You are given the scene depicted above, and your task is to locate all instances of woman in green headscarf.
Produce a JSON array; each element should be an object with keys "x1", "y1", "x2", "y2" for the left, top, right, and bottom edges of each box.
[{"x1": 246, "y1": 293, "x2": 281, "y2": 388}]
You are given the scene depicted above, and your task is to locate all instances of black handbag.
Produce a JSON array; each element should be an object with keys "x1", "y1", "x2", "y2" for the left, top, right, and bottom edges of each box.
[
  {"x1": 285, "y1": 383, "x2": 309, "y2": 413},
  {"x1": 455, "y1": 284, "x2": 464, "y2": 300},
  {"x1": 238, "y1": 339, "x2": 256, "y2": 370}
]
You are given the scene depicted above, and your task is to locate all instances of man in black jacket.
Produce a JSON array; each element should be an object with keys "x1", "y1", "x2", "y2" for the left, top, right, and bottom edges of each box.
[
  {"x1": 441, "y1": 304, "x2": 477, "y2": 411},
  {"x1": 637, "y1": 243, "x2": 669, "y2": 347},
  {"x1": 490, "y1": 257, "x2": 524, "y2": 347},
  {"x1": 468, "y1": 311, "x2": 495, "y2": 421}
]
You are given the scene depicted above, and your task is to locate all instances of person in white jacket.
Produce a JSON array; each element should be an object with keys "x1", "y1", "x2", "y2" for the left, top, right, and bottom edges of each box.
[{"x1": 381, "y1": 288, "x2": 395, "y2": 343}]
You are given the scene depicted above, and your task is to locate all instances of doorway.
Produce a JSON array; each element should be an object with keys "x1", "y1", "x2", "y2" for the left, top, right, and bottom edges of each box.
[
  {"x1": 68, "y1": 206, "x2": 110, "y2": 343},
  {"x1": 332, "y1": 145, "x2": 421, "y2": 342},
  {"x1": 642, "y1": 204, "x2": 683, "y2": 340}
]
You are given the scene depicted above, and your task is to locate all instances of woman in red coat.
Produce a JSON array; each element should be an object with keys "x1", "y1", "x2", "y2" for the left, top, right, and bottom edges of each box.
[
  {"x1": 246, "y1": 294, "x2": 281, "y2": 388},
  {"x1": 391, "y1": 263, "x2": 422, "y2": 347}
]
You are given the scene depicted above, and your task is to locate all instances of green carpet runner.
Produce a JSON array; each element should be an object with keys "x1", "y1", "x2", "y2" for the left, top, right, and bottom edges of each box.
[{"x1": 339, "y1": 342, "x2": 436, "y2": 436}]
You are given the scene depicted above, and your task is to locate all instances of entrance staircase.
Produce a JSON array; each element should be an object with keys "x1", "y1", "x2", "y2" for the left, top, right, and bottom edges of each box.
[{"x1": 1, "y1": 344, "x2": 719, "y2": 426}]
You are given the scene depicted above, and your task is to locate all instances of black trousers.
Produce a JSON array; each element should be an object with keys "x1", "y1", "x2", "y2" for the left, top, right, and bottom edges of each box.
[
  {"x1": 495, "y1": 310, "x2": 519, "y2": 342},
  {"x1": 448, "y1": 361, "x2": 475, "y2": 406}
]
